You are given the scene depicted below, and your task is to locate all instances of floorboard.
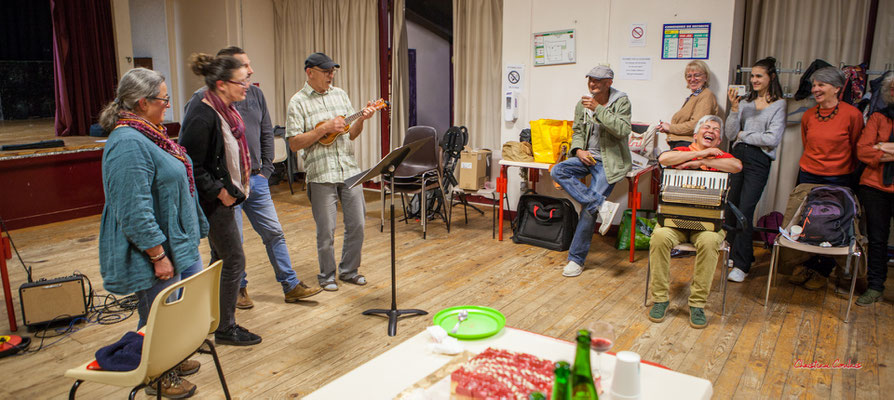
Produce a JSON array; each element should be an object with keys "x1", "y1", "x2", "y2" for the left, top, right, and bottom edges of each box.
[{"x1": 0, "y1": 182, "x2": 891, "y2": 399}]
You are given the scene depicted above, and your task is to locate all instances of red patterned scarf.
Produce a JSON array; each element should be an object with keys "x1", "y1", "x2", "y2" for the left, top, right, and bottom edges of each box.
[
  {"x1": 115, "y1": 111, "x2": 196, "y2": 195},
  {"x1": 203, "y1": 90, "x2": 251, "y2": 190}
]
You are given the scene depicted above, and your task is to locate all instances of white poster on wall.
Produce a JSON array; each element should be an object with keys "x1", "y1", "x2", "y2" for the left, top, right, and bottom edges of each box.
[
  {"x1": 618, "y1": 57, "x2": 652, "y2": 80},
  {"x1": 505, "y1": 64, "x2": 524, "y2": 92},
  {"x1": 629, "y1": 23, "x2": 646, "y2": 47}
]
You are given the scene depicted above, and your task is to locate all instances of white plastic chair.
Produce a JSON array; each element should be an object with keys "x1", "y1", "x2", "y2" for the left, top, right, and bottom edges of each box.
[
  {"x1": 764, "y1": 200, "x2": 862, "y2": 323},
  {"x1": 65, "y1": 261, "x2": 230, "y2": 399},
  {"x1": 273, "y1": 133, "x2": 295, "y2": 194}
]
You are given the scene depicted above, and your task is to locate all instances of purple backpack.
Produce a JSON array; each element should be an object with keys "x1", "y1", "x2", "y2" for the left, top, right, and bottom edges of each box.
[
  {"x1": 799, "y1": 186, "x2": 857, "y2": 246},
  {"x1": 756, "y1": 211, "x2": 783, "y2": 247}
]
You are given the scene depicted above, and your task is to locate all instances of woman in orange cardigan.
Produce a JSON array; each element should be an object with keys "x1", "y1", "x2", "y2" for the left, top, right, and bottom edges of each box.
[
  {"x1": 658, "y1": 60, "x2": 720, "y2": 148},
  {"x1": 855, "y1": 74, "x2": 894, "y2": 305},
  {"x1": 791, "y1": 66, "x2": 864, "y2": 291}
]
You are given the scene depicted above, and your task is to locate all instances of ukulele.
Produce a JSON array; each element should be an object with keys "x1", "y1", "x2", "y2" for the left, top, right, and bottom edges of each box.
[{"x1": 316, "y1": 98, "x2": 390, "y2": 146}]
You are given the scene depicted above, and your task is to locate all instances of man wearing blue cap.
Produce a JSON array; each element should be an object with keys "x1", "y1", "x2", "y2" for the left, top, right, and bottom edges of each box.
[
  {"x1": 550, "y1": 65, "x2": 632, "y2": 278},
  {"x1": 285, "y1": 52, "x2": 377, "y2": 291}
]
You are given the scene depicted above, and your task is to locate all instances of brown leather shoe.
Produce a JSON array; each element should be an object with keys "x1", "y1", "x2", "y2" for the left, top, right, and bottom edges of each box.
[
  {"x1": 284, "y1": 282, "x2": 323, "y2": 302},
  {"x1": 145, "y1": 371, "x2": 197, "y2": 399},
  {"x1": 788, "y1": 266, "x2": 810, "y2": 285},
  {"x1": 803, "y1": 272, "x2": 827, "y2": 291},
  {"x1": 236, "y1": 287, "x2": 254, "y2": 309},
  {"x1": 173, "y1": 359, "x2": 200, "y2": 376}
]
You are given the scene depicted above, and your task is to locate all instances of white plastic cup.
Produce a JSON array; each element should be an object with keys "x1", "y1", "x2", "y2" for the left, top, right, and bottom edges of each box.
[
  {"x1": 790, "y1": 225, "x2": 802, "y2": 237},
  {"x1": 611, "y1": 351, "x2": 642, "y2": 399}
]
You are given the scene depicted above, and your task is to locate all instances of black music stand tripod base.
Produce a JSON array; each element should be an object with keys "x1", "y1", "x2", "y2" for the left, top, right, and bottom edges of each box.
[
  {"x1": 361, "y1": 308, "x2": 428, "y2": 337},
  {"x1": 346, "y1": 138, "x2": 430, "y2": 336}
]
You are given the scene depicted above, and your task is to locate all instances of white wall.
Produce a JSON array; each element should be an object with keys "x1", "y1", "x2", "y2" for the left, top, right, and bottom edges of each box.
[
  {"x1": 407, "y1": 20, "x2": 452, "y2": 135},
  {"x1": 501, "y1": 0, "x2": 744, "y2": 221},
  {"x1": 130, "y1": 0, "x2": 174, "y2": 121}
]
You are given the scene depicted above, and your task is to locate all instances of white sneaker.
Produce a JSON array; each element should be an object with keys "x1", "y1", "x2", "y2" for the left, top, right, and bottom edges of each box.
[
  {"x1": 727, "y1": 267, "x2": 747, "y2": 282},
  {"x1": 562, "y1": 261, "x2": 583, "y2": 277},
  {"x1": 598, "y1": 200, "x2": 620, "y2": 236}
]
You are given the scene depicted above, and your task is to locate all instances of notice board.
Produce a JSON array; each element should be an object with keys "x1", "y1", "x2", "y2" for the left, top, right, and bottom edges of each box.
[
  {"x1": 533, "y1": 29, "x2": 576, "y2": 66},
  {"x1": 661, "y1": 23, "x2": 711, "y2": 60}
]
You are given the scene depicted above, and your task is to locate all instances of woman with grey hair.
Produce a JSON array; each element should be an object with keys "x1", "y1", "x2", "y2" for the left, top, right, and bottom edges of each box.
[
  {"x1": 854, "y1": 74, "x2": 894, "y2": 305},
  {"x1": 98, "y1": 68, "x2": 207, "y2": 398},
  {"x1": 790, "y1": 66, "x2": 865, "y2": 291}
]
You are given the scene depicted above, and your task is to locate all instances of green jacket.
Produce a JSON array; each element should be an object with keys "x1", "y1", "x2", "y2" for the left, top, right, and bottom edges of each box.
[{"x1": 570, "y1": 88, "x2": 632, "y2": 184}]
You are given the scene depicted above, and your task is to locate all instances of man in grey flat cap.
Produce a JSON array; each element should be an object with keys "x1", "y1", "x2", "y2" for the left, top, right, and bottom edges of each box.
[
  {"x1": 285, "y1": 52, "x2": 377, "y2": 292},
  {"x1": 550, "y1": 65, "x2": 632, "y2": 278}
]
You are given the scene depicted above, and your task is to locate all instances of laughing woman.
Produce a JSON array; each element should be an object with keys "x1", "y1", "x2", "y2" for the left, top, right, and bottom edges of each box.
[
  {"x1": 723, "y1": 57, "x2": 787, "y2": 282},
  {"x1": 790, "y1": 66, "x2": 864, "y2": 291},
  {"x1": 658, "y1": 60, "x2": 720, "y2": 148}
]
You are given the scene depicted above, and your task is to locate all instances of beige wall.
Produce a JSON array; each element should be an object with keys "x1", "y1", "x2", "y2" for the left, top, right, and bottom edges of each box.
[
  {"x1": 110, "y1": 0, "x2": 135, "y2": 80},
  {"x1": 500, "y1": 0, "x2": 744, "y2": 216},
  {"x1": 241, "y1": 0, "x2": 278, "y2": 124},
  {"x1": 109, "y1": 0, "x2": 277, "y2": 122}
]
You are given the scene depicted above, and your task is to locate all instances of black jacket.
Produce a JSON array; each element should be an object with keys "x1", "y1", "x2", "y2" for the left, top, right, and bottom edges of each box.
[{"x1": 179, "y1": 102, "x2": 247, "y2": 215}]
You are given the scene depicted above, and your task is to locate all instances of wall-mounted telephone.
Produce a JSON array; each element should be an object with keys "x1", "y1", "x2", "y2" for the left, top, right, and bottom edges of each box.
[{"x1": 504, "y1": 91, "x2": 518, "y2": 122}]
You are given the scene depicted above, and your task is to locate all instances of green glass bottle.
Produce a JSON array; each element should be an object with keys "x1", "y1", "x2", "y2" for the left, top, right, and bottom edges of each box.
[
  {"x1": 570, "y1": 330, "x2": 598, "y2": 400},
  {"x1": 551, "y1": 361, "x2": 571, "y2": 400},
  {"x1": 528, "y1": 391, "x2": 547, "y2": 400}
]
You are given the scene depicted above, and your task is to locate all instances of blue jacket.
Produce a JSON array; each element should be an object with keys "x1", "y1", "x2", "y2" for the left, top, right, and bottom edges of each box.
[{"x1": 99, "y1": 126, "x2": 209, "y2": 295}]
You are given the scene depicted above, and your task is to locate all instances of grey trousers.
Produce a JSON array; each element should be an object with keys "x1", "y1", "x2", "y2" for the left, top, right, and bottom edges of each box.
[
  {"x1": 307, "y1": 182, "x2": 366, "y2": 284},
  {"x1": 206, "y1": 205, "x2": 244, "y2": 332}
]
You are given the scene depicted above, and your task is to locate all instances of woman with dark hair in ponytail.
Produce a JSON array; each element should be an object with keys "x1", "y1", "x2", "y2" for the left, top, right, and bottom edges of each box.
[
  {"x1": 723, "y1": 57, "x2": 787, "y2": 282},
  {"x1": 98, "y1": 68, "x2": 207, "y2": 398},
  {"x1": 179, "y1": 53, "x2": 262, "y2": 347}
]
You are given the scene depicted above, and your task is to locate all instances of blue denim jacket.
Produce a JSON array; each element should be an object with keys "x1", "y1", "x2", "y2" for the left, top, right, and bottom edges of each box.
[{"x1": 99, "y1": 127, "x2": 209, "y2": 295}]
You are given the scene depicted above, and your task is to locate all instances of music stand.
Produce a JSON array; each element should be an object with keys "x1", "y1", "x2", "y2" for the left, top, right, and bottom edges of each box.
[{"x1": 346, "y1": 138, "x2": 429, "y2": 336}]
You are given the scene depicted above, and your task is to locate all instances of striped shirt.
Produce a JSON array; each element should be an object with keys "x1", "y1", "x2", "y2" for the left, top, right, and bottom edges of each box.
[{"x1": 285, "y1": 82, "x2": 361, "y2": 183}]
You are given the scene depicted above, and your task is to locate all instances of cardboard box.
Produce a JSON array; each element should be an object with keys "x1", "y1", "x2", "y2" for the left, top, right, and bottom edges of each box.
[{"x1": 459, "y1": 148, "x2": 492, "y2": 190}]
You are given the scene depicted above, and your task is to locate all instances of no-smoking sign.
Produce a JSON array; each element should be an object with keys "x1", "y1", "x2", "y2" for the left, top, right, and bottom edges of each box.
[{"x1": 629, "y1": 23, "x2": 646, "y2": 47}]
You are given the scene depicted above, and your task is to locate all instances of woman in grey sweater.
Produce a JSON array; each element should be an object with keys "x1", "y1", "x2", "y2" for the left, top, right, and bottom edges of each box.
[{"x1": 723, "y1": 57, "x2": 787, "y2": 282}]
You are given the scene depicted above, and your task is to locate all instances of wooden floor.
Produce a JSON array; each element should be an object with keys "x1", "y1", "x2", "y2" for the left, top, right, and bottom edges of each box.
[{"x1": 1, "y1": 182, "x2": 891, "y2": 399}]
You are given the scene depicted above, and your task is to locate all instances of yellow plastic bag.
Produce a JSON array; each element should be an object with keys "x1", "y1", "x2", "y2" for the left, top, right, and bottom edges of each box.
[{"x1": 530, "y1": 119, "x2": 573, "y2": 163}]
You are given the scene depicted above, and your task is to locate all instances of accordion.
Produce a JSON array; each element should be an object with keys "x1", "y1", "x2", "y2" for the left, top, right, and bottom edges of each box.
[{"x1": 657, "y1": 169, "x2": 730, "y2": 231}]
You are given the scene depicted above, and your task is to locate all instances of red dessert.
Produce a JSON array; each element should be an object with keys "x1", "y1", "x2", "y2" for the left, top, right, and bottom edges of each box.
[{"x1": 450, "y1": 348, "x2": 554, "y2": 400}]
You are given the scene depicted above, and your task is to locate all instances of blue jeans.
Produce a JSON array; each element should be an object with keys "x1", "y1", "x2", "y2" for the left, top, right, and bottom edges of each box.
[
  {"x1": 135, "y1": 257, "x2": 203, "y2": 329},
  {"x1": 234, "y1": 174, "x2": 300, "y2": 293},
  {"x1": 550, "y1": 157, "x2": 615, "y2": 265}
]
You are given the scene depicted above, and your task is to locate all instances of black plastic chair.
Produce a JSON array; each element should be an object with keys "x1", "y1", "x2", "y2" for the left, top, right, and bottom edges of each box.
[{"x1": 380, "y1": 126, "x2": 450, "y2": 239}]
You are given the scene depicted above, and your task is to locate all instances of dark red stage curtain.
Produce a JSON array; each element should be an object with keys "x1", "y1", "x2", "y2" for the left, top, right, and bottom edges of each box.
[{"x1": 51, "y1": 0, "x2": 118, "y2": 136}]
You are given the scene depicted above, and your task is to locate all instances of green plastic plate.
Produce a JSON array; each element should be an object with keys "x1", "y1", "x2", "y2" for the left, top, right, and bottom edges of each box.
[{"x1": 433, "y1": 305, "x2": 506, "y2": 340}]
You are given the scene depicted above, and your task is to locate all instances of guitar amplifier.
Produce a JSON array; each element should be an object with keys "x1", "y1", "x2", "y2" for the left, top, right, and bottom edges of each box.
[{"x1": 19, "y1": 275, "x2": 88, "y2": 328}]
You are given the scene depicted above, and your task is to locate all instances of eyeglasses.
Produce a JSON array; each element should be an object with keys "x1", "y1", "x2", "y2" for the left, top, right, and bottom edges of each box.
[
  {"x1": 227, "y1": 80, "x2": 250, "y2": 88},
  {"x1": 685, "y1": 73, "x2": 705, "y2": 79},
  {"x1": 147, "y1": 96, "x2": 170, "y2": 106},
  {"x1": 312, "y1": 67, "x2": 336, "y2": 75}
]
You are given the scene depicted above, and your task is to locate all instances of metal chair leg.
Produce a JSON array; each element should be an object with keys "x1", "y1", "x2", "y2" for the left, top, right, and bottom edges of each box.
[
  {"x1": 69, "y1": 380, "x2": 83, "y2": 400},
  {"x1": 437, "y1": 178, "x2": 450, "y2": 233},
  {"x1": 203, "y1": 339, "x2": 232, "y2": 400},
  {"x1": 720, "y1": 245, "x2": 730, "y2": 316},
  {"x1": 765, "y1": 242, "x2": 780, "y2": 307},
  {"x1": 844, "y1": 245, "x2": 859, "y2": 323},
  {"x1": 286, "y1": 148, "x2": 294, "y2": 195},
  {"x1": 644, "y1": 258, "x2": 651, "y2": 307}
]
